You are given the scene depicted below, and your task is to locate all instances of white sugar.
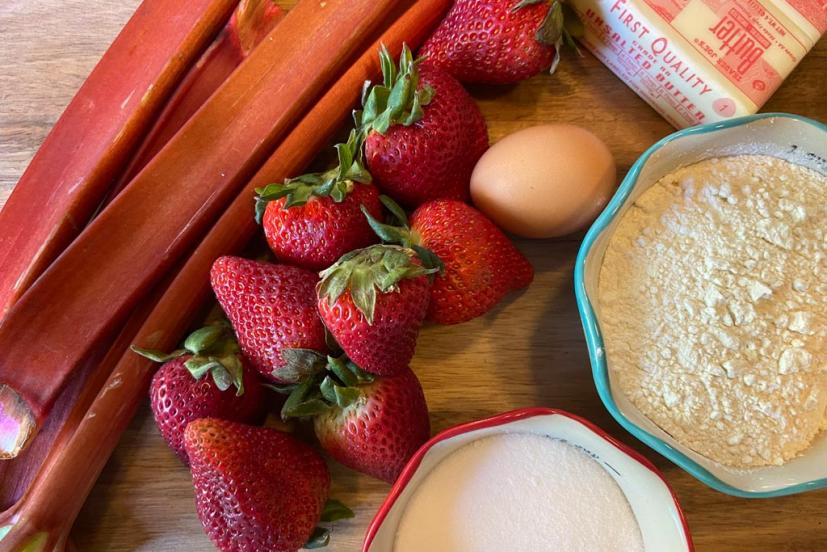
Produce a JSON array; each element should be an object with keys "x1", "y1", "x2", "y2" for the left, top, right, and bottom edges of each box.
[{"x1": 394, "y1": 433, "x2": 644, "y2": 551}]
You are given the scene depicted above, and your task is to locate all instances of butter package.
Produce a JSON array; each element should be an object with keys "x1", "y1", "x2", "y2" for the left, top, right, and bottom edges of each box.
[{"x1": 568, "y1": 0, "x2": 826, "y2": 127}]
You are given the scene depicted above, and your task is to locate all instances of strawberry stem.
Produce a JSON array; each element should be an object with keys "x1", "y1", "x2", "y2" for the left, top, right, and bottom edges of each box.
[
  {"x1": 355, "y1": 44, "x2": 433, "y2": 135},
  {"x1": 254, "y1": 130, "x2": 371, "y2": 222},
  {"x1": 131, "y1": 320, "x2": 247, "y2": 396},
  {"x1": 361, "y1": 196, "x2": 444, "y2": 273},
  {"x1": 279, "y1": 354, "x2": 374, "y2": 420},
  {"x1": 318, "y1": 245, "x2": 438, "y2": 323}
]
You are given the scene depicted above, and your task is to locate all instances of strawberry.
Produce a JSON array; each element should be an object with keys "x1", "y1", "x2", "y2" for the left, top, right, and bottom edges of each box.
[
  {"x1": 317, "y1": 245, "x2": 437, "y2": 376},
  {"x1": 357, "y1": 45, "x2": 488, "y2": 208},
  {"x1": 185, "y1": 418, "x2": 333, "y2": 552},
  {"x1": 419, "y1": 0, "x2": 573, "y2": 85},
  {"x1": 255, "y1": 131, "x2": 382, "y2": 271},
  {"x1": 133, "y1": 322, "x2": 266, "y2": 464},
  {"x1": 210, "y1": 256, "x2": 328, "y2": 383},
  {"x1": 364, "y1": 196, "x2": 534, "y2": 324},
  {"x1": 279, "y1": 353, "x2": 431, "y2": 483}
]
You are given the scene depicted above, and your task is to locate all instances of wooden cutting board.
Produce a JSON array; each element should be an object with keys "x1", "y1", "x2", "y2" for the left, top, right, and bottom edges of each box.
[{"x1": 1, "y1": 1, "x2": 826, "y2": 550}]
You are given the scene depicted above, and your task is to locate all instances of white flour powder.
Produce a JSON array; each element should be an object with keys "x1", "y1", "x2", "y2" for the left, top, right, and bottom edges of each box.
[
  {"x1": 599, "y1": 155, "x2": 827, "y2": 467},
  {"x1": 394, "y1": 433, "x2": 644, "y2": 551}
]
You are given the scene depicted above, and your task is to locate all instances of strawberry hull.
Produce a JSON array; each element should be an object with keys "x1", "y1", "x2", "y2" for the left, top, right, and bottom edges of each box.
[
  {"x1": 263, "y1": 185, "x2": 383, "y2": 271},
  {"x1": 364, "y1": 65, "x2": 488, "y2": 208}
]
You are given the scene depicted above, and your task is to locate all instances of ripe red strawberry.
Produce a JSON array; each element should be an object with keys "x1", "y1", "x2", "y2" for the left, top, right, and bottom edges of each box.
[
  {"x1": 316, "y1": 245, "x2": 436, "y2": 375},
  {"x1": 256, "y1": 131, "x2": 382, "y2": 271},
  {"x1": 358, "y1": 45, "x2": 488, "y2": 208},
  {"x1": 210, "y1": 256, "x2": 328, "y2": 383},
  {"x1": 364, "y1": 197, "x2": 534, "y2": 324},
  {"x1": 313, "y1": 367, "x2": 430, "y2": 483},
  {"x1": 133, "y1": 322, "x2": 266, "y2": 464},
  {"x1": 419, "y1": 0, "x2": 569, "y2": 85},
  {"x1": 279, "y1": 353, "x2": 430, "y2": 483},
  {"x1": 185, "y1": 419, "x2": 330, "y2": 552}
]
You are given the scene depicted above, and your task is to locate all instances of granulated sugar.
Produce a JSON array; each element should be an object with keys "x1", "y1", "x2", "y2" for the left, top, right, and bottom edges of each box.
[
  {"x1": 394, "y1": 433, "x2": 644, "y2": 552},
  {"x1": 599, "y1": 155, "x2": 827, "y2": 467}
]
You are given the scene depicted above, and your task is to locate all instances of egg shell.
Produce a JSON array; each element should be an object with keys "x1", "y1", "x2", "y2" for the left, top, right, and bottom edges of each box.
[{"x1": 470, "y1": 124, "x2": 617, "y2": 238}]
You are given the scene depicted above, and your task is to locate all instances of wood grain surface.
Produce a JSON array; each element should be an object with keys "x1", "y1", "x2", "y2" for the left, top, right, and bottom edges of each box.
[{"x1": 1, "y1": 1, "x2": 826, "y2": 550}]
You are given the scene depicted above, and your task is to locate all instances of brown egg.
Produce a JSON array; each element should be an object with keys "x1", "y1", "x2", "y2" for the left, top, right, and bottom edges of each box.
[{"x1": 470, "y1": 124, "x2": 617, "y2": 238}]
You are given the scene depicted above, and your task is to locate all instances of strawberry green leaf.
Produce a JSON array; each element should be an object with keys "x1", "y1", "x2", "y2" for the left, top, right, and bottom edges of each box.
[
  {"x1": 281, "y1": 376, "x2": 330, "y2": 419},
  {"x1": 319, "y1": 245, "x2": 438, "y2": 324},
  {"x1": 254, "y1": 130, "x2": 371, "y2": 219},
  {"x1": 319, "y1": 376, "x2": 337, "y2": 403},
  {"x1": 411, "y1": 245, "x2": 445, "y2": 274},
  {"x1": 345, "y1": 360, "x2": 375, "y2": 384},
  {"x1": 304, "y1": 528, "x2": 330, "y2": 549},
  {"x1": 183, "y1": 323, "x2": 226, "y2": 354},
  {"x1": 318, "y1": 269, "x2": 350, "y2": 307},
  {"x1": 283, "y1": 398, "x2": 330, "y2": 418},
  {"x1": 217, "y1": 354, "x2": 245, "y2": 396},
  {"x1": 264, "y1": 383, "x2": 299, "y2": 395},
  {"x1": 327, "y1": 356, "x2": 358, "y2": 387},
  {"x1": 379, "y1": 195, "x2": 409, "y2": 227},
  {"x1": 321, "y1": 499, "x2": 355, "y2": 522},
  {"x1": 130, "y1": 346, "x2": 187, "y2": 363},
  {"x1": 358, "y1": 44, "x2": 433, "y2": 137},
  {"x1": 279, "y1": 348, "x2": 328, "y2": 384},
  {"x1": 209, "y1": 364, "x2": 233, "y2": 392},
  {"x1": 350, "y1": 269, "x2": 378, "y2": 323},
  {"x1": 379, "y1": 43, "x2": 396, "y2": 88},
  {"x1": 135, "y1": 322, "x2": 246, "y2": 395},
  {"x1": 185, "y1": 357, "x2": 217, "y2": 380},
  {"x1": 320, "y1": 376, "x2": 361, "y2": 408},
  {"x1": 361, "y1": 205, "x2": 410, "y2": 245}
]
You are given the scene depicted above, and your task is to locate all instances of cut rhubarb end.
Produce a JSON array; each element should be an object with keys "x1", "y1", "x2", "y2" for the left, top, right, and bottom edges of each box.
[{"x1": 0, "y1": 385, "x2": 37, "y2": 459}]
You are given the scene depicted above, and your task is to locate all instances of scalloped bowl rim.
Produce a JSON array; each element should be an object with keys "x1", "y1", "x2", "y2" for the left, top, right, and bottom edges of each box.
[{"x1": 574, "y1": 112, "x2": 827, "y2": 498}]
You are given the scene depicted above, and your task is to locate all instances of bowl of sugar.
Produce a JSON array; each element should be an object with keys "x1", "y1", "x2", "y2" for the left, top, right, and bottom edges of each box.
[
  {"x1": 363, "y1": 407, "x2": 692, "y2": 552},
  {"x1": 576, "y1": 113, "x2": 827, "y2": 497}
]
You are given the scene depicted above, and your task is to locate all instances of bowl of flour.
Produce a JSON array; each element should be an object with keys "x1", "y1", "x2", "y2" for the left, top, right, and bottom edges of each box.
[
  {"x1": 575, "y1": 113, "x2": 827, "y2": 497},
  {"x1": 363, "y1": 408, "x2": 692, "y2": 552}
]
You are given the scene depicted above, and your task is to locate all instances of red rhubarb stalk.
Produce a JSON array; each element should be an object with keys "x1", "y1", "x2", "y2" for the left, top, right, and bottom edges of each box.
[
  {"x1": 109, "y1": 0, "x2": 285, "y2": 197},
  {"x1": 0, "y1": 0, "x2": 404, "y2": 460},
  {"x1": 0, "y1": 0, "x2": 284, "y2": 512},
  {"x1": 0, "y1": 1, "x2": 451, "y2": 547},
  {"x1": 0, "y1": 0, "x2": 239, "y2": 321}
]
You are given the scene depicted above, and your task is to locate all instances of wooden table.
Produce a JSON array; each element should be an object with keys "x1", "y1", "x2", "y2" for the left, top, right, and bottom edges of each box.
[{"x1": 1, "y1": 1, "x2": 825, "y2": 550}]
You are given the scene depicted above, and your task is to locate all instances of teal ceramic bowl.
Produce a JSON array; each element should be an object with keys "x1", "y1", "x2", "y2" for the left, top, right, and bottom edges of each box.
[{"x1": 575, "y1": 113, "x2": 827, "y2": 498}]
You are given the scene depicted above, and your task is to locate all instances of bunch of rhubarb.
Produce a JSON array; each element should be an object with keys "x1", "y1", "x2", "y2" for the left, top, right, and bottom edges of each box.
[
  {"x1": 0, "y1": 0, "x2": 455, "y2": 550},
  {"x1": 0, "y1": 0, "x2": 285, "y2": 516}
]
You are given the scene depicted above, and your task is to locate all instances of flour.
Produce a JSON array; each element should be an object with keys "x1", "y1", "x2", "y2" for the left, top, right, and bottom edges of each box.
[{"x1": 599, "y1": 155, "x2": 827, "y2": 468}]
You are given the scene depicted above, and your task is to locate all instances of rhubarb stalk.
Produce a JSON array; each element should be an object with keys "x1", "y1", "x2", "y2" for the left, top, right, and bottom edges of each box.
[
  {"x1": 0, "y1": 1, "x2": 451, "y2": 548},
  {"x1": 109, "y1": 0, "x2": 285, "y2": 198},
  {"x1": 0, "y1": 0, "x2": 285, "y2": 508},
  {"x1": 0, "y1": 0, "x2": 239, "y2": 320},
  {"x1": 0, "y1": 0, "x2": 404, "y2": 459}
]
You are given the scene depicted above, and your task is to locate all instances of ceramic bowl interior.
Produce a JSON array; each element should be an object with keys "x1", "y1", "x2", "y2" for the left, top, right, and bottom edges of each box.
[
  {"x1": 364, "y1": 408, "x2": 692, "y2": 552},
  {"x1": 575, "y1": 113, "x2": 827, "y2": 497}
]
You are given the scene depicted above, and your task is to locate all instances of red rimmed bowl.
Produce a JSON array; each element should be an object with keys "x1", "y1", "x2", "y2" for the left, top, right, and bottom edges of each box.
[{"x1": 363, "y1": 407, "x2": 693, "y2": 551}]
